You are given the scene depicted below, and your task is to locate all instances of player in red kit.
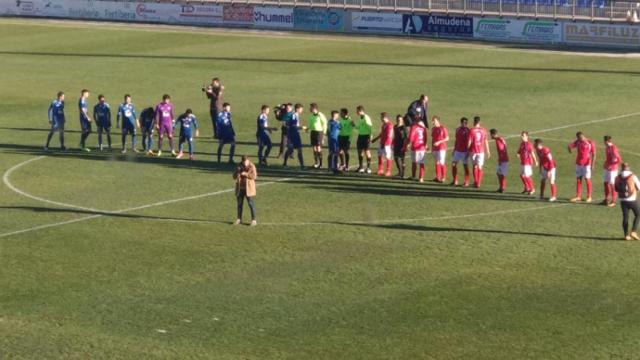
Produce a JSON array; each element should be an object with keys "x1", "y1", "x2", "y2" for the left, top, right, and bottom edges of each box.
[
  {"x1": 534, "y1": 139, "x2": 557, "y2": 202},
  {"x1": 371, "y1": 112, "x2": 394, "y2": 177},
  {"x1": 568, "y1": 131, "x2": 596, "y2": 203},
  {"x1": 516, "y1": 131, "x2": 538, "y2": 195},
  {"x1": 431, "y1": 116, "x2": 449, "y2": 183},
  {"x1": 467, "y1": 116, "x2": 491, "y2": 188},
  {"x1": 451, "y1": 117, "x2": 470, "y2": 187},
  {"x1": 490, "y1": 129, "x2": 509, "y2": 193},
  {"x1": 602, "y1": 135, "x2": 622, "y2": 207},
  {"x1": 405, "y1": 119, "x2": 428, "y2": 183}
]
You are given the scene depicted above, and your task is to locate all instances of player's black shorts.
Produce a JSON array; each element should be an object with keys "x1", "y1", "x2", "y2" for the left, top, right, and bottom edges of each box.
[
  {"x1": 310, "y1": 131, "x2": 324, "y2": 146},
  {"x1": 338, "y1": 136, "x2": 351, "y2": 151},
  {"x1": 394, "y1": 146, "x2": 406, "y2": 158},
  {"x1": 356, "y1": 135, "x2": 371, "y2": 150}
]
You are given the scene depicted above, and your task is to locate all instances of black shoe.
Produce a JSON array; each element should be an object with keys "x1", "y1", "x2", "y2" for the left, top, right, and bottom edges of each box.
[{"x1": 496, "y1": 188, "x2": 504, "y2": 193}]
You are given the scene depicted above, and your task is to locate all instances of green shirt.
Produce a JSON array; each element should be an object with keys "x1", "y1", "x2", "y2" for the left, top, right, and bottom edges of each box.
[
  {"x1": 308, "y1": 112, "x2": 327, "y2": 133},
  {"x1": 356, "y1": 114, "x2": 373, "y2": 136},
  {"x1": 339, "y1": 116, "x2": 354, "y2": 137}
]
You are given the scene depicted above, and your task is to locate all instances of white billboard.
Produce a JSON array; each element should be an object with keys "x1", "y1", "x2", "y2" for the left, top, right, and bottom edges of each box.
[
  {"x1": 563, "y1": 22, "x2": 640, "y2": 47},
  {"x1": 474, "y1": 18, "x2": 562, "y2": 44},
  {"x1": 351, "y1": 12, "x2": 402, "y2": 33}
]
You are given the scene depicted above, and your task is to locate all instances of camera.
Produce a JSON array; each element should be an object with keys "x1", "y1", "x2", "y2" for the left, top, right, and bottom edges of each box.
[{"x1": 274, "y1": 103, "x2": 287, "y2": 121}]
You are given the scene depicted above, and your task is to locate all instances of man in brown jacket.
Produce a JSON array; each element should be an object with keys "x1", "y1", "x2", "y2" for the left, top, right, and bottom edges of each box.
[{"x1": 233, "y1": 155, "x2": 257, "y2": 226}]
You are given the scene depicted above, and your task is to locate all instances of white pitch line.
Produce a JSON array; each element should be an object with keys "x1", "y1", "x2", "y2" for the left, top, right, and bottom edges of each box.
[
  {"x1": 0, "y1": 214, "x2": 102, "y2": 239},
  {"x1": 515, "y1": 112, "x2": 640, "y2": 137},
  {"x1": 2, "y1": 156, "x2": 109, "y2": 213},
  {"x1": 0, "y1": 164, "x2": 293, "y2": 238},
  {"x1": 1, "y1": 110, "x2": 639, "y2": 238}
]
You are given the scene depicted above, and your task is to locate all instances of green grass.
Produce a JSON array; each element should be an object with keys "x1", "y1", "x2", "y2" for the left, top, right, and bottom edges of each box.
[{"x1": 1, "y1": 18, "x2": 640, "y2": 359}]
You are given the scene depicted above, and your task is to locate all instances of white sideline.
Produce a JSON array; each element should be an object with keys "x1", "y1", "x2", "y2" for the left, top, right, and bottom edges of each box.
[{"x1": 1, "y1": 111, "x2": 639, "y2": 238}]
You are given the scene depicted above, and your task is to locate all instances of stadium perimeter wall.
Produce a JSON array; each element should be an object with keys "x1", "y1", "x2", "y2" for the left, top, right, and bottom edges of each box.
[{"x1": 2, "y1": 0, "x2": 639, "y2": 49}]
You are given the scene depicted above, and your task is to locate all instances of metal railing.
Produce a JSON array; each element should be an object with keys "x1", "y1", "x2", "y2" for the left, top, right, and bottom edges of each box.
[{"x1": 201, "y1": 0, "x2": 639, "y2": 23}]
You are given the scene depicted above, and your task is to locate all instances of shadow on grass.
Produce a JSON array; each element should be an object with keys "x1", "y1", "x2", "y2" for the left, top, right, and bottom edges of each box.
[
  {"x1": 0, "y1": 205, "x2": 233, "y2": 225},
  {"x1": 2, "y1": 205, "x2": 616, "y2": 241},
  {"x1": 0, "y1": 50, "x2": 638, "y2": 76},
  {"x1": 0, "y1": 143, "x2": 570, "y2": 204},
  {"x1": 349, "y1": 222, "x2": 616, "y2": 241}
]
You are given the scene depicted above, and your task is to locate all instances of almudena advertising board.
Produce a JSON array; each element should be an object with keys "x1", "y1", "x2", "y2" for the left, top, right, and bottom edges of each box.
[{"x1": 1, "y1": 0, "x2": 638, "y2": 49}]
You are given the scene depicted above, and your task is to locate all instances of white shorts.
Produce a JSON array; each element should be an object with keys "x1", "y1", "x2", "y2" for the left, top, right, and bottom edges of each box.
[
  {"x1": 497, "y1": 162, "x2": 509, "y2": 176},
  {"x1": 603, "y1": 170, "x2": 618, "y2": 184},
  {"x1": 432, "y1": 150, "x2": 446, "y2": 165},
  {"x1": 452, "y1": 151, "x2": 468, "y2": 164},
  {"x1": 541, "y1": 168, "x2": 556, "y2": 184},
  {"x1": 411, "y1": 150, "x2": 426, "y2": 164},
  {"x1": 520, "y1": 165, "x2": 533, "y2": 177},
  {"x1": 575, "y1": 165, "x2": 591, "y2": 179},
  {"x1": 378, "y1": 145, "x2": 393, "y2": 160},
  {"x1": 471, "y1": 152, "x2": 485, "y2": 168}
]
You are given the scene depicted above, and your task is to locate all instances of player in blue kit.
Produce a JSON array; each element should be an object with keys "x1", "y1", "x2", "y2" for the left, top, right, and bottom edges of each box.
[
  {"x1": 139, "y1": 107, "x2": 155, "y2": 156},
  {"x1": 256, "y1": 105, "x2": 278, "y2": 166},
  {"x1": 174, "y1": 109, "x2": 199, "y2": 160},
  {"x1": 78, "y1": 89, "x2": 92, "y2": 152},
  {"x1": 93, "y1": 94, "x2": 112, "y2": 151},
  {"x1": 116, "y1": 94, "x2": 139, "y2": 154},
  {"x1": 216, "y1": 102, "x2": 236, "y2": 164},
  {"x1": 44, "y1": 91, "x2": 66, "y2": 151},
  {"x1": 283, "y1": 103, "x2": 306, "y2": 169},
  {"x1": 327, "y1": 110, "x2": 342, "y2": 174}
]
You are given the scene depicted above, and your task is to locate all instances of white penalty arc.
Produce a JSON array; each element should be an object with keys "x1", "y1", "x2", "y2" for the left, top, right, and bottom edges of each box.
[{"x1": 1, "y1": 111, "x2": 640, "y2": 238}]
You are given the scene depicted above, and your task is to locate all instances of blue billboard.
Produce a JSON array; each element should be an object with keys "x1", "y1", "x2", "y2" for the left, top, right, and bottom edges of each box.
[
  {"x1": 294, "y1": 8, "x2": 344, "y2": 31},
  {"x1": 403, "y1": 15, "x2": 473, "y2": 37}
]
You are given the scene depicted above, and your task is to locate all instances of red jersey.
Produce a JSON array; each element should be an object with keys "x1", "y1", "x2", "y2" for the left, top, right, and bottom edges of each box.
[
  {"x1": 536, "y1": 146, "x2": 556, "y2": 170},
  {"x1": 379, "y1": 121, "x2": 394, "y2": 146},
  {"x1": 431, "y1": 125, "x2": 448, "y2": 151},
  {"x1": 604, "y1": 143, "x2": 622, "y2": 171},
  {"x1": 494, "y1": 136, "x2": 509, "y2": 163},
  {"x1": 468, "y1": 127, "x2": 487, "y2": 154},
  {"x1": 517, "y1": 141, "x2": 534, "y2": 166},
  {"x1": 454, "y1": 126, "x2": 470, "y2": 152},
  {"x1": 408, "y1": 123, "x2": 428, "y2": 151},
  {"x1": 568, "y1": 139, "x2": 596, "y2": 166}
]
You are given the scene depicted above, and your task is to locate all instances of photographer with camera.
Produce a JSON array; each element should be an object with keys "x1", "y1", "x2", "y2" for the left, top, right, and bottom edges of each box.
[
  {"x1": 233, "y1": 155, "x2": 258, "y2": 226},
  {"x1": 203, "y1": 77, "x2": 224, "y2": 139}
]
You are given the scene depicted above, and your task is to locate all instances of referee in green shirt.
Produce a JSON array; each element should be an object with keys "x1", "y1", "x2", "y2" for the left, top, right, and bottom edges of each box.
[
  {"x1": 338, "y1": 108, "x2": 355, "y2": 171},
  {"x1": 308, "y1": 103, "x2": 327, "y2": 169},
  {"x1": 355, "y1": 105, "x2": 373, "y2": 174}
]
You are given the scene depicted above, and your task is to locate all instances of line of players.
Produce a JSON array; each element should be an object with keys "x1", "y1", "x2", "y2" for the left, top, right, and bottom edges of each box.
[
  {"x1": 44, "y1": 90, "x2": 622, "y2": 206},
  {"x1": 261, "y1": 103, "x2": 620, "y2": 206}
]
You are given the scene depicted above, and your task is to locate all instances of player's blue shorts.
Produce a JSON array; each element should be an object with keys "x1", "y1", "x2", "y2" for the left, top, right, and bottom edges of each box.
[
  {"x1": 80, "y1": 119, "x2": 92, "y2": 131},
  {"x1": 257, "y1": 132, "x2": 271, "y2": 147},
  {"x1": 96, "y1": 120, "x2": 111, "y2": 131},
  {"x1": 288, "y1": 133, "x2": 302, "y2": 149},
  {"x1": 329, "y1": 138, "x2": 339, "y2": 153},
  {"x1": 50, "y1": 120, "x2": 64, "y2": 131},
  {"x1": 218, "y1": 133, "x2": 235, "y2": 144},
  {"x1": 122, "y1": 123, "x2": 136, "y2": 136},
  {"x1": 179, "y1": 130, "x2": 193, "y2": 141}
]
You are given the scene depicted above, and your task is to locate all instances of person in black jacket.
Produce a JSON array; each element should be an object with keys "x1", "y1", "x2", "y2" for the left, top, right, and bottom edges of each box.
[{"x1": 404, "y1": 94, "x2": 429, "y2": 128}]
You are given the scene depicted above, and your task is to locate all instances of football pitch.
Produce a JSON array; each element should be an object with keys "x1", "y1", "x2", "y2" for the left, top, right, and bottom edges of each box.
[{"x1": 1, "y1": 18, "x2": 640, "y2": 359}]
